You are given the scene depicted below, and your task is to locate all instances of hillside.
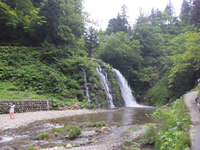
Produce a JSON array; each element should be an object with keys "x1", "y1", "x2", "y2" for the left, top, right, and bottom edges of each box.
[{"x1": 0, "y1": 45, "x2": 125, "y2": 108}]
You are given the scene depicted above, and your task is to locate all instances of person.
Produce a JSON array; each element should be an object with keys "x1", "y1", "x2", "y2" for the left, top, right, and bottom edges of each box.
[
  {"x1": 9, "y1": 102, "x2": 15, "y2": 119},
  {"x1": 195, "y1": 97, "x2": 200, "y2": 112},
  {"x1": 198, "y1": 79, "x2": 200, "y2": 86}
]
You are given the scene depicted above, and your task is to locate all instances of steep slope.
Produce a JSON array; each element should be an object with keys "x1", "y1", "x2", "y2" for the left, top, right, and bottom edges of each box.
[{"x1": 0, "y1": 46, "x2": 123, "y2": 108}]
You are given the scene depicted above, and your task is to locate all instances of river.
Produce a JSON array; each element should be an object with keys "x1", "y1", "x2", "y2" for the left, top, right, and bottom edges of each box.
[{"x1": 0, "y1": 107, "x2": 155, "y2": 150}]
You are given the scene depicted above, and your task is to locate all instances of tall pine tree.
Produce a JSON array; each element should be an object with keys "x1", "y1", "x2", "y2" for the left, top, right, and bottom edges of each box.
[{"x1": 191, "y1": 0, "x2": 200, "y2": 28}]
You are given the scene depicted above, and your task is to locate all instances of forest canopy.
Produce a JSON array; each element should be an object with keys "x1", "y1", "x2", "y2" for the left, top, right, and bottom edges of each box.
[{"x1": 0, "y1": 0, "x2": 84, "y2": 46}]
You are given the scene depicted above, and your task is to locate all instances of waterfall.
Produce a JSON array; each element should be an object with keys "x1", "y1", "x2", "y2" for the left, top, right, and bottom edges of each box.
[
  {"x1": 82, "y1": 68, "x2": 91, "y2": 103},
  {"x1": 96, "y1": 66, "x2": 115, "y2": 109},
  {"x1": 113, "y1": 69, "x2": 141, "y2": 107}
]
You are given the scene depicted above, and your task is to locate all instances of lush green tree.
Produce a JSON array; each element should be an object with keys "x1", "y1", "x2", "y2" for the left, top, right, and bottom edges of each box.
[
  {"x1": 35, "y1": 0, "x2": 85, "y2": 45},
  {"x1": 162, "y1": 1, "x2": 180, "y2": 34},
  {"x1": 180, "y1": 0, "x2": 191, "y2": 24},
  {"x1": 0, "y1": 1, "x2": 18, "y2": 44},
  {"x1": 191, "y1": 0, "x2": 200, "y2": 28},
  {"x1": 16, "y1": 0, "x2": 45, "y2": 38},
  {"x1": 97, "y1": 32, "x2": 143, "y2": 91},
  {"x1": 0, "y1": 0, "x2": 85, "y2": 46},
  {"x1": 168, "y1": 32, "x2": 200, "y2": 98},
  {"x1": 0, "y1": 1, "x2": 17, "y2": 27},
  {"x1": 0, "y1": 0, "x2": 45, "y2": 45},
  {"x1": 84, "y1": 27, "x2": 99, "y2": 57},
  {"x1": 106, "y1": 5, "x2": 130, "y2": 34},
  {"x1": 133, "y1": 22, "x2": 164, "y2": 67},
  {"x1": 147, "y1": 6, "x2": 180, "y2": 35},
  {"x1": 164, "y1": 0, "x2": 174, "y2": 16},
  {"x1": 147, "y1": 9, "x2": 162, "y2": 26},
  {"x1": 98, "y1": 32, "x2": 142, "y2": 70}
]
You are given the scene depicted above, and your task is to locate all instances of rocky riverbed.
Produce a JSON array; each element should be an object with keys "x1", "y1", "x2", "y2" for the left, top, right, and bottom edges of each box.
[
  {"x1": 0, "y1": 109, "x2": 111, "y2": 131},
  {"x1": 0, "y1": 108, "x2": 155, "y2": 150}
]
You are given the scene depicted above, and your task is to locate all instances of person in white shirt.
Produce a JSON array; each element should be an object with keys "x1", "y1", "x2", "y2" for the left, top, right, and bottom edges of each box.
[
  {"x1": 9, "y1": 102, "x2": 15, "y2": 119},
  {"x1": 198, "y1": 79, "x2": 200, "y2": 85}
]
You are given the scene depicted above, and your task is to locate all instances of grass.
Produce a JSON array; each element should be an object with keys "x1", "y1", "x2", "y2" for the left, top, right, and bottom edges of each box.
[
  {"x1": 52, "y1": 126, "x2": 75, "y2": 132},
  {"x1": 0, "y1": 81, "x2": 48, "y2": 100},
  {"x1": 52, "y1": 125, "x2": 82, "y2": 139},
  {"x1": 67, "y1": 126, "x2": 82, "y2": 139},
  {"x1": 84, "y1": 122, "x2": 106, "y2": 127},
  {"x1": 196, "y1": 86, "x2": 200, "y2": 96},
  {"x1": 192, "y1": 85, "x2": 200, "y2": 94},
  {"x1": 26, "y1": 146, "x2": 36, "y2": 150},
  {"x1": 36, "y1": 132, "x2": 51, "y2": 139}
]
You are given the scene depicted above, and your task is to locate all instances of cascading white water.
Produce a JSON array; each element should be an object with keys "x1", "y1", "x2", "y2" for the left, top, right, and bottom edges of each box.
[
  {"x1": 113, "y1": 68, "x2": 141, "y2": 107},
  {"x1": 96, "y1": 66, "x2": 115, "y2": 108},
  {"x1": 82, "y1": 68, "x2": 91, "y2": 103}
]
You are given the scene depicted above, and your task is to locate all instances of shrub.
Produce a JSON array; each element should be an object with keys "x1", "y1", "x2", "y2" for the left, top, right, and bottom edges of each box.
[
  {"x1": 36, "y1": 132, "x2": 51, "y2": 139},
  {"x1": 152, "y1": 99, "x2": 191, "y2": 150},
  {"x1": 84, "y1": 103, "x2": 98, "y2": 109},
  {"x1": 141, "y1": 123, "x2": 157, "y2": 144},
  {"x1": 85, "y1": 122, "x2": 105, "y2": 127},
  {"x1": 26, "y1": 146, "x2": 35, "y2": 150},
  {"x1": 52, "y1": 126, "x2": 74, "y2": 132},
  {"x1": 155, "y1": 130, "x2": 191, "y2": 150},
  {"x1": 67, "y1": 127, "x2": 82, "y2": 139},
  {"x1": 147, "y1": 76, "x2": 170, "y2": 106}
]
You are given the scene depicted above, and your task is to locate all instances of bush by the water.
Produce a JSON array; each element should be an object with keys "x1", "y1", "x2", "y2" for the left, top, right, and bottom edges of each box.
[
  {"x1": 141, "y1": 123, "x2": 157, "y2": 144},
  {"x1": 151, "y1": 99, "x2": 191, "y2": 150},
  {"x1": 52, "y1": 126, "x2": 75, "y2": 132},
  {"x1": 26, "y1": 146, "x2": 35, "y2": 150},
  {"x1": 84, "y1": 122, "x2": 106, "y2": 127},
  {"x1": 67, "y1": 126, "x2": 82, "y2": 139},
  {"x1": 36, "y1": 132, "x2": 51, "y2": 139}
]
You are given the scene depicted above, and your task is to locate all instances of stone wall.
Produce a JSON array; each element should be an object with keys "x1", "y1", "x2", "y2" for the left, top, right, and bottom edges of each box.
[{"x1": 0, "y1": 100, "x2": 52, "y2": 114}]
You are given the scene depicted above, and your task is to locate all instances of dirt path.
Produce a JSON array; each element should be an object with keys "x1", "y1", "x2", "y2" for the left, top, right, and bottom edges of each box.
[
  {"x1": 0, "y1": 109, "x2": 110, "y2": 131},
  {"x1": 183, "y1": 91, "x2": 200, "y2": 150}
]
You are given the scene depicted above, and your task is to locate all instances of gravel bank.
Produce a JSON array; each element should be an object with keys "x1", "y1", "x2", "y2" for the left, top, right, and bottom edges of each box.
[{"x1": 0, "y1": 109, "x2": 110, "y2": 131}]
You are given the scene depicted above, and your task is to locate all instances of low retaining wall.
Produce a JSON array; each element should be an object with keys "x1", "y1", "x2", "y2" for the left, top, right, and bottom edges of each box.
[{"x1": 0, "y1": 100, "x2": 52, "y2": 114}]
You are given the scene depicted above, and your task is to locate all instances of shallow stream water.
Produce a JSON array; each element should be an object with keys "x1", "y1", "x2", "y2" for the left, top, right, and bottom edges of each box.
[{"x1": 0, "y1": 107, "x2": 155, "y2": 150}]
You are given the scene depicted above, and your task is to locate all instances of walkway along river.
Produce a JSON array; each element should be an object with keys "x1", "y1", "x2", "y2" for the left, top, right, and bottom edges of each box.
[{"x1": 183, "y1": 91, "x2": 200, "y2": 150}]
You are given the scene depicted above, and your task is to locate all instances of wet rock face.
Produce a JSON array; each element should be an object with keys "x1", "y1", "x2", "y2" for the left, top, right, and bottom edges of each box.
[{"x1": 0, "y1": 100, "x2": 51, "y2": 114}]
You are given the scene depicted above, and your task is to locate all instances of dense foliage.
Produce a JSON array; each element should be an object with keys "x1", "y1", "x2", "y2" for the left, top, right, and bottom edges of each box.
[
  {"x1": 94, "y1": 0, "x2": 200, "y2": 105},
  {"x1": 0, "y1": 45, "x2": 122, "y2": 108},
  {"x1": 152, "y1": 99, "x2": 191, "y2": 150},
  {"x1": 0, "y1": 0, "x2": 84, "y2": 45},
  {"x1": 0, "y1": 0, "x2": 199, "y2": 106}
]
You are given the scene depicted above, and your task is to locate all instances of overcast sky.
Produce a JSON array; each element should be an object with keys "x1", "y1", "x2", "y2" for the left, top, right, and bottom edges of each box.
[{"x1": 83, "y1": 0, "x2": 183, "y2": 30}]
